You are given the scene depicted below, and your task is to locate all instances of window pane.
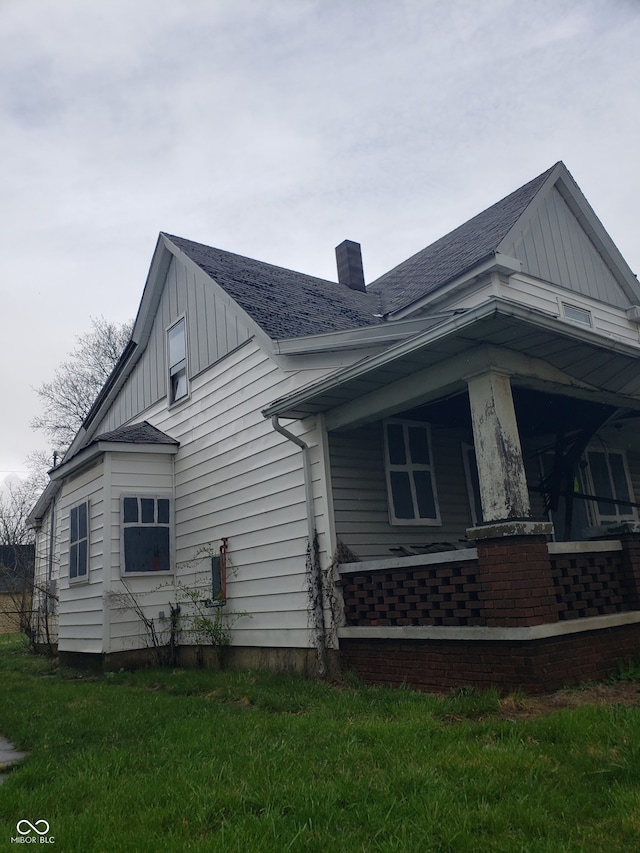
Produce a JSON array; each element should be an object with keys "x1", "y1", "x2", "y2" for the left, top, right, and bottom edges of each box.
[
  {"x1": 77, "y1": 539, "x2": 88, "y2": 576},
  {"x1": 77, "y1": 502, "x2": 87, "y2": 539},
  {"x1": 70, "y1": 506, "x2": 78, "y2": 543},
  {"x1": 123, "y1": 497, "x2": 138, "y2": 524},
  {"x1": 390, "y1": 471, "x2": 415, "y2": 519},
  {"x1": 168, "y1": 320, "x2": 185, "y2": 367},
  {"x1": 124, "y1": 527, "x2": 170, "y2": 572},
  {"x1": 413, "y1": 470, "x2": 437, "y2": 519},
  {"x1": 157, "y1": 499, "x2": 170, "y2": 524},
  {"x1": 589, "y1": 451, "x2": 615, "y2": 516},
  {"x1": 386, "y1": 423, "x2": 406, "y2": 465},
  {"x1": 609, "y1": 453, "x2": 633, "y2": 516},
  {"x1": 70, "y1": 543, "x2": 78, "y2": 579},
  {"x1": 141, "y1": 498, "x2": 155, "y2": 524},
  {"x1": 408, "y1": 425, "x2": 430, "y2": 465},
  {"x1": 171, "y1": 367, "x2": 188, "y2": 402}
]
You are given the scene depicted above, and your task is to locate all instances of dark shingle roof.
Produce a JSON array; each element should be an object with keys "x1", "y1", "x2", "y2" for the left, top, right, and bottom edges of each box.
[
  {"x1": 165, "y1": 235, "x2": 383, "y2": 339},
  {"x1": 368, "y1": 164, "x2": 557, "y2": 315},
  {"x1": 92, "y1": 422, "x2": 178, "y2": 446}
]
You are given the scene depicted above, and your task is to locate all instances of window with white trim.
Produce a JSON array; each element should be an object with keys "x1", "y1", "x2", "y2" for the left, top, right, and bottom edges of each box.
[
  {"x1": 384, "y1": 419, "x2": 441, "y2": 525},
  {"x1": 583, "y1": 448, "x2": 636, "y2": 525},
  {"x1": 122, "y1": 495, "x2": 172, "y2": 574},
  {"x1": 69, "y1": 501, "x2": 89, "y2": 581},
  {"x1": 167, "y1": 317, "x2": 188, "y2": 404}
]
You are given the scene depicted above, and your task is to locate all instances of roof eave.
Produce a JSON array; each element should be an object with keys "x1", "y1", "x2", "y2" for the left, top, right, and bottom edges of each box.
[{"x1": 263, "y1": 297, "x2": 640, "y2": 421}]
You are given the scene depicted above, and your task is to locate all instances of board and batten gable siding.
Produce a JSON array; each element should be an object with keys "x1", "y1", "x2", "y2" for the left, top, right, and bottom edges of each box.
[
  {"x1": 55, "y1": 460, "x2": 106, "y2": 654},
  {"x1": 96, "y1": 254, "x2": 254, "y2": 434},
  {"x1": 502, "y1": 186, "x2": 630, "y2": 309},
  {"x1": 106, "y1": 451, "x2": 176, "y2": 653},
  {"x1": 329, "y1": 422, "x2": 474, "y2": 560}
]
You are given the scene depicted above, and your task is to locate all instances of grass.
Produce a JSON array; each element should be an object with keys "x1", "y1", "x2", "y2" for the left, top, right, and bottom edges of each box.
[{"x1": 1, "y1": 635, "x2": 640, "y2": 851}]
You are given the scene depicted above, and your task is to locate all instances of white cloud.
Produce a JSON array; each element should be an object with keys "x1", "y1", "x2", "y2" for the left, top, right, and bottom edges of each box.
[{"x1": 1, "y1": 0, "x2": 640, "y2": 476}]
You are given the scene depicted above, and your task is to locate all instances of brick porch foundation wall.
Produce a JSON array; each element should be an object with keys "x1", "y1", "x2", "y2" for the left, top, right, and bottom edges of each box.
[{"x1": 340, "y1": 621, "x2": 640, "y2": 694}]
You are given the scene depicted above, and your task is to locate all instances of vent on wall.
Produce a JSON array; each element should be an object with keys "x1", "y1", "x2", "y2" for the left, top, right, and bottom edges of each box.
[{"x1": 561, "y1": 301, "x2": 592, "y2": 327}]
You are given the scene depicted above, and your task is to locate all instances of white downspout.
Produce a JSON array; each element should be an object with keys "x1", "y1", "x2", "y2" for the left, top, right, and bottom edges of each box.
[{"x1": 270, "y1": 416, "x2": 327, "y2": 676}]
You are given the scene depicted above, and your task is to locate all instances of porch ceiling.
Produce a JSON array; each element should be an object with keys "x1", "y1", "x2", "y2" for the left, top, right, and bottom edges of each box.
[{"x1": 264, "y1": 299, "x2": 640, "y2": 428}]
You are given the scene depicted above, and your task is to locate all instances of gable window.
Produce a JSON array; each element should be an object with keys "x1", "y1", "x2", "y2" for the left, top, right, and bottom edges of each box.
[
  {"x1": 384, "y1": 419, "x2": 441, "y2": 525},
  {"x1": 167, "y1": 317, "x2": 188, "y2": 404},
  {"x1": 583, "y1": 448, "x2": 636, "y2": 525},
  {"x1": 122, "y1": 495, "x2": 172, "y2": 574},
  {"x1": 69, "y1": 501, "x2": 89, "y2": 581}
]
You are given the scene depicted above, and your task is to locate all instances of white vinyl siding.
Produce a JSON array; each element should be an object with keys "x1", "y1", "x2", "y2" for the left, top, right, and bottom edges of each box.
[
  {"x1": 330, "y1": 423, "x2": 473, "y2": 560},
  {"x1": 55, "y1": 462, "x2": 105, "y2": 654},
  {"x1": 94, "y1": 254, "x2": 254, "y2": 434}
]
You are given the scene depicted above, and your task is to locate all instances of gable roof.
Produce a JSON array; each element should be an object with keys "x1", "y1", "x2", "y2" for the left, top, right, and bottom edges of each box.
[
  {"x1": 89, "y1": 422, "x2": 179, "y2": 447},
  {"x1": 368, "y1": 164, "x2": 557, "y2": 315},
  {"x1": 165, "y1": 235, "x2": 383, "y2": 340},
  {"x1": 368, "y1": 161, "x2": 640, "y2": 316}
]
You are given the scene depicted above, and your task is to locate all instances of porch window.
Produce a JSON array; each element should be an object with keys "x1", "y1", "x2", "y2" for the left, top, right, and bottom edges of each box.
[
  {"x1": 167, "y1": 317, "x2": 188, "y2": 405},
  {"x1": 462, "y1": 444, "x2": 482, "y2": 526},
  {"x1": 584, "y1": 448, "x2": 636, "y2": 524},
  {"x1": 69, "y1": 500, "x2": 89, "y2": 581},
  {"x1": 121, "y1": 495, "x2": 172, "y2": 574},
  {"x1": 383, "y1": 419, "x2": 441, "y2": 525}
]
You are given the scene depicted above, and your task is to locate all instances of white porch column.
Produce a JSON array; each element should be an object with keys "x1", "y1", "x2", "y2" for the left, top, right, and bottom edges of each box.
[{"x1": 467, "y1": 370, "x2": 530, "y2": 522}]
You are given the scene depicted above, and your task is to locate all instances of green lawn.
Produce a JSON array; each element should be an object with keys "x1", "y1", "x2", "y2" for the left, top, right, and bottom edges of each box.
[{"x1": 1, "y1": 634, "x2": 640, "y2": 852}]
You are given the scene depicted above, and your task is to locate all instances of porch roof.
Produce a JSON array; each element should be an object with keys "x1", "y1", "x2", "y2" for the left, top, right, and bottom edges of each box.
[{"x1": 263, "y1": 298, "x2": 640, "y2": 429}]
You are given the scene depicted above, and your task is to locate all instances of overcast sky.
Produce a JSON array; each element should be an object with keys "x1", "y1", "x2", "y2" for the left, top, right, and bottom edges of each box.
[{"x1": 2, "y1": 0, "x2": 640, "y2": 481}]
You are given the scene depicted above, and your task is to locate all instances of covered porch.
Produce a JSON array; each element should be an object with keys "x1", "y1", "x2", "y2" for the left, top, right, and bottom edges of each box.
[{"x1": 266, "y1": 300, "x2": 640, "y2": 690}]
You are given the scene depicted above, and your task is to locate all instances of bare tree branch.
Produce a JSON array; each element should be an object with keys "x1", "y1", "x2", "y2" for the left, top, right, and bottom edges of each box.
[{"x1": 31, "y1": 315, "x2": 133, "y2": 452}]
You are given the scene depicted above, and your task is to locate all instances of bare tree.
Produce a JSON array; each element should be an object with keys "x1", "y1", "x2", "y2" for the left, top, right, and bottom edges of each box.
[{"x1": 31, "y1": 315, "x2": 133, "y2": 452}]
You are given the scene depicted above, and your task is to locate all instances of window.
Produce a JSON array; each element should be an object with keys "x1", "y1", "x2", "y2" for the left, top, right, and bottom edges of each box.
[
  {"x1": 584, "y1": 448, "x2": 636, "y2": 525},
  {"x1": 167, "y1": 317, "x2": 188, "y2": 404},
  {"x1": 462, "y1": 443, "x2": 482, "y2": 526},
  {"x1": 383, "y1": 419, "x2": 440, "y2": 525},
  {"x1": 122, "y1": 495, "x2": 172, "y2": 574},
  {"x1": 69, "y1": 501, "x2": 89, "y2": 581}
]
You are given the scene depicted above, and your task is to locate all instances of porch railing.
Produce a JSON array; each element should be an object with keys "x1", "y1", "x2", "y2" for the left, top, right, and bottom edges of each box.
[{"x1": 339, "y1": 540, "x2": 634, "y2": 628}]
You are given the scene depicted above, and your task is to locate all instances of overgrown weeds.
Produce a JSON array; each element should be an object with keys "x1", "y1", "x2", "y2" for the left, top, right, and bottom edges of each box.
[{"x1": 1, "y1": 634, "x2": 640, "y2": 852}]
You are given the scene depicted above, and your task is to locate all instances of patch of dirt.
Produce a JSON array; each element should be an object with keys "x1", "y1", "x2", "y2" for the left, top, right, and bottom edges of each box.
[{"x1": 499, "y1": 682, "x2": 640, "y2": 720}]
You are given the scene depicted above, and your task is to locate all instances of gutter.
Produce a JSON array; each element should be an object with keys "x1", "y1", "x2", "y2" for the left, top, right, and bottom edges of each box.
[{"x1": 270, "y1": 416, "x2": 327, "y2": 676}]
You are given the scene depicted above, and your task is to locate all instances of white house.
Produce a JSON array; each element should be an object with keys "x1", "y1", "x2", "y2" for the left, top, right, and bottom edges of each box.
[{"x1": 28, "y1": 162, "x2": 640, "y2": 691}]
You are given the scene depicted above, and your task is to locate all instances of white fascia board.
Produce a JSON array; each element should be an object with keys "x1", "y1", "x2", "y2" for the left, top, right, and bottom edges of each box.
[
  {"x1": 263, "y1": 297, "x2": 640, "y2": 419},
  {"x1": 272, "y1": 313, "x2": 461, "y2": 355},
  {"x1": 385, "y1": 253, "x2": 523, "y2": 321}
]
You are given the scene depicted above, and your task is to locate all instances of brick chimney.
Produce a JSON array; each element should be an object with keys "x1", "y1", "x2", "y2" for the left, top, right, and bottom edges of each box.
[{"x1": 335, "y1": 240, "x2": 366, "y2": 292}]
